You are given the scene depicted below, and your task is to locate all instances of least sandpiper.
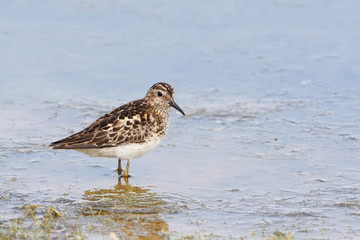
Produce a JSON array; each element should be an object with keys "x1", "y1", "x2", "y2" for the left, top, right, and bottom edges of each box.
[{"x1": 50, "y1": 82, "x2": 185, "y2": 177}]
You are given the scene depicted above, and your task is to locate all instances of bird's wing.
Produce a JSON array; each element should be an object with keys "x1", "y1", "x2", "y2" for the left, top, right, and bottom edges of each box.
[{"x1": 50, "y1": 101, "x2": 152, "y2": 149}]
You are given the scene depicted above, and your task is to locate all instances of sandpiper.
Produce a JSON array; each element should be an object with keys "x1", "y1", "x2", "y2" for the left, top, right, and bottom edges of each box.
[{"x1": 50, "y1": 82, "x2": 185, "y2": 177}]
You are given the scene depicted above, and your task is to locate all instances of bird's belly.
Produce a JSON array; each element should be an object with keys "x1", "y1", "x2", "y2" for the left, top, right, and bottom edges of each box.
[{"x1": 75, "y1": 137, "x2": 163, "y2": 160}]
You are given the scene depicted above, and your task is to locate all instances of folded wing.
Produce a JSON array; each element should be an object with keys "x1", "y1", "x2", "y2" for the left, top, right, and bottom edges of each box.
[{"x1": 50, "y1": 101, "x2": 151, "y2": 149}]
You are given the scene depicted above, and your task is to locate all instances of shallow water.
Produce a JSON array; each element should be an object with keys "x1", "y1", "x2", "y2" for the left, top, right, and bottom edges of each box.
[{"x1": 1, "y1": 0, "x2": 360, "y2": 238}]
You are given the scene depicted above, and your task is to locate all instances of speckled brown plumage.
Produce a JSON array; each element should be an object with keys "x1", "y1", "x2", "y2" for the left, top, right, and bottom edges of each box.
[
  {"x1": 50, "y1": 82, "x2": 185, "y2": 177},
  {"x1": 51, "y1": 100, "x2": 159, "y2": 149}
]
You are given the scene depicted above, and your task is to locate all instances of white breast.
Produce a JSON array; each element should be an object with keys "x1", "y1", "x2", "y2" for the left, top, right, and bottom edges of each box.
[{"x1": 75, "y1": 137, "x2": 163, "y2": 160}]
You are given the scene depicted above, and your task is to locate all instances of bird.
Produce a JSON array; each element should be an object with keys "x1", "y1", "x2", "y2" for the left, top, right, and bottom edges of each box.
[{"x1": 50, "y1": 82, "x2": 185, "y2": 177}]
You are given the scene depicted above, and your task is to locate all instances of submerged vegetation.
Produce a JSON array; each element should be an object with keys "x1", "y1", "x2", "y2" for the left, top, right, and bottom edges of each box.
[
  {"x1": 0, "y1": 209, "x2": 294, "y2": 240},
  {"x1": 0, "y1": 179, "x2": 171, "y2": 239},
  {"x1": 0, "y1": 179, "x2": 294, "y2": 239}
]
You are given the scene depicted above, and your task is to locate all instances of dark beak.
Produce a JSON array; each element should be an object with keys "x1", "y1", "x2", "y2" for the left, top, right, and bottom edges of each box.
[{"x1": 169, "y1": 100, "x2": 185, "y2": 116}]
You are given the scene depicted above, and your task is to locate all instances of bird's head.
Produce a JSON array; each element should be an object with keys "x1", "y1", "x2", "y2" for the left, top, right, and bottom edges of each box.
[{"x1": 145, "y1": 82, "x2": 185, "y2": 116}]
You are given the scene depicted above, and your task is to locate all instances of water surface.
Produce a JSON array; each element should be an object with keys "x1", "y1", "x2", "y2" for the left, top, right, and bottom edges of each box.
[{"x1": 1, "y1": 0, "x2": 360, "y2": 238}]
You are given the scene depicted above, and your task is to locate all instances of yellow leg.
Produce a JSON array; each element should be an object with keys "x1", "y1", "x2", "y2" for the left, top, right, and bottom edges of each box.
[
  {"x1": 115, "y1": 175, "x2": 130, "y2": 188},
  {"x1": 117, "y1": 158, "x2": 122, "y2": 175},
  {"x1": 123, "y1": 160, "x2": 130, "y2": 177}
]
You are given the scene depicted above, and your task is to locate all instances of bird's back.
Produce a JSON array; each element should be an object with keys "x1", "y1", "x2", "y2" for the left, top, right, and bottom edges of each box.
[{"x1": 50, "y1": 99, "x2": 165, "y2": 150}]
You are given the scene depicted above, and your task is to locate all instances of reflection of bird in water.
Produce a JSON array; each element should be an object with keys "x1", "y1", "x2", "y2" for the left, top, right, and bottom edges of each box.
[
  {"x1": 50, "y1": 82, "x2": 185, "y2": 177},
  {"x1": 81, "y1": 177, "x2": 169, "y2": 238}
]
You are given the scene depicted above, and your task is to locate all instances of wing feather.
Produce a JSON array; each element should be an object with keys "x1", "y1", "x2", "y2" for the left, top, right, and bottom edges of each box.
[{"x1": 50, "y1": 100, "x2": 152, "y2": 149}]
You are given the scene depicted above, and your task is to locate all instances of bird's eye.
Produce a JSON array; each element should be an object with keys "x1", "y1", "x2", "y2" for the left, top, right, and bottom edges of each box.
[{"x1": 157, "y1": 91, "x2": 163, "y2": 97}]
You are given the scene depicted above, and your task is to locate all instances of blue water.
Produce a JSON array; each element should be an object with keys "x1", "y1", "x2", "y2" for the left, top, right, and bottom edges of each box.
[{"x1": 1, "y1": 0, "x2": 360, "y2": 238}]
